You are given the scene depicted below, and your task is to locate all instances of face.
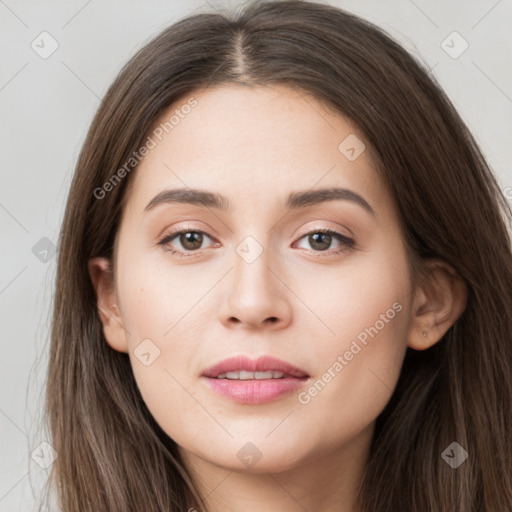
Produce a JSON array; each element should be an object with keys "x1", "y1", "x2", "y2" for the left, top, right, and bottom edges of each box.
[{"x1": 95, "y1": 84, "x2": 418, "y2": 473}]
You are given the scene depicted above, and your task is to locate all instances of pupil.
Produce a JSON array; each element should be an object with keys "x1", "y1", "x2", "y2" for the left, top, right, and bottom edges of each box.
[
  {"x1": 181, "y1": 232, "x2": 202, "y2": 250},
  {"x1": 310, "y1": 233, "x2": 331, "y2": 251}
]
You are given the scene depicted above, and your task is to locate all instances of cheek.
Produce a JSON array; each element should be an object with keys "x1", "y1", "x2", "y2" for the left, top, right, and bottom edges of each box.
[
  {"x1": 115, "y1": 255, "x2": 211, "y2": 434},
  {"x1": 117, "y1": 251, "x2": 215, "y2": 344},
  {"x1": 293, "y1": 245, "x2": 411, "y2": 444}
]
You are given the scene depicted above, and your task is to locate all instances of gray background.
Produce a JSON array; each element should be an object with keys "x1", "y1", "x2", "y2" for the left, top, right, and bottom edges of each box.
[{"x1": 1, "y1": 0, "x2": 511, "y2": 510}]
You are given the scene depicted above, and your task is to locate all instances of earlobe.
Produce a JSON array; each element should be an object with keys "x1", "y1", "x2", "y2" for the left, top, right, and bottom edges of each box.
[
  {"x1": 407, "y1": 260, "x2": 467, "y2": 350},
  {"x1": 88, "y1": 257, "x2": 129, "y2": 353}
]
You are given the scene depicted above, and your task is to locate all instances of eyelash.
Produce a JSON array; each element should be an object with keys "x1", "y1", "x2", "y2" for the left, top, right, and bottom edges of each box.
[{"x1": 156, "y1": 225, "x2": 355, "y2": 259}]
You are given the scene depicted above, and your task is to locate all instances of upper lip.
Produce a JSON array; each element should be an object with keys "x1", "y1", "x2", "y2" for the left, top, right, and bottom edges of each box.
[{"x1": 201, "y1": 355, "x2": 309, "y2": 378}]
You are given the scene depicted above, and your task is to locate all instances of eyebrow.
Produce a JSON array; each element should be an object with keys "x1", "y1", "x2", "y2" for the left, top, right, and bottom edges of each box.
[{"x1": 144, "y1": 186, "x2": 375, "y2": 216}]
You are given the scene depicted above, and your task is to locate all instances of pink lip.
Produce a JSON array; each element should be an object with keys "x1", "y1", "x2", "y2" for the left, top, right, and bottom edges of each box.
[{"x1": 201, "y1": 355, "x2": 310, "y2": 405}]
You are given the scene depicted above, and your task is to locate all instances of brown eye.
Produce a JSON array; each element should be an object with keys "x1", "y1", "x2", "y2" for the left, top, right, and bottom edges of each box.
[
  {"x1": 294, "y1": 228, "x2": 355, "y2": 254},
  {"x1": 308, "y1": 232, "x2": 333, "y2": 251},
  {"x1": 158, "y1": 228, "x2": 215, "y2": 257},
  {"x1": 177, "y1": 231, "x2": 204, "y2": 251}
]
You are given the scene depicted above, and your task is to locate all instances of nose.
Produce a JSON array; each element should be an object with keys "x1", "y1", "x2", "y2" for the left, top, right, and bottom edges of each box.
[{"x1": 218, "y1": 242, "x2": 292, "y2": 331}]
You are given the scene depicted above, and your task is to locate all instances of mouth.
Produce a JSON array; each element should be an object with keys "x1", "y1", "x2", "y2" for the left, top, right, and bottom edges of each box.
[
  {"x1": 215, "y1": 370, "x2": 292, "y2": 380},
  {"x1": 201, "y1": 355, "x2": 310, "y2": 405}
]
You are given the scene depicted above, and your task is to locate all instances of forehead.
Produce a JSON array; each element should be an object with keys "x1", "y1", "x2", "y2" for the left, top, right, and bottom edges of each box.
[{"x1": 123, "y1": 83, "x2": 391, "y2": 218}]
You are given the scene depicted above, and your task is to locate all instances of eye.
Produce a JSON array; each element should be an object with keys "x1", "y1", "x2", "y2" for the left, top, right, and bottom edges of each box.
[
  {"x1": 157, "y1": 226, "x2": 355, "y2": 258},
  {"x1": 293, "y1": 228, "x2": 355, "y2": 255},
  {"x1": 157, "y1": 226, "x2": 217, "y2": 258}
]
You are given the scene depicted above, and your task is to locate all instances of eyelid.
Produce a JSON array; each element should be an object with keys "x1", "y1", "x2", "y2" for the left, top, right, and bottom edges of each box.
[{"x1": 293, "y1": 222, "x2": 353, "y2": 241}]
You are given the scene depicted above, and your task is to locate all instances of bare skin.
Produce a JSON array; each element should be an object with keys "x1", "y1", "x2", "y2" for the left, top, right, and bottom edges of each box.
[{"x1": 89, "y1": 84, "x2": 467, "y2": 512}]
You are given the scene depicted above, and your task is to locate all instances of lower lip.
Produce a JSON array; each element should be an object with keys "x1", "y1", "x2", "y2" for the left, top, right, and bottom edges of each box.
[{"x1": 203, "y1": 377, "x2": 308, "y2": 404}]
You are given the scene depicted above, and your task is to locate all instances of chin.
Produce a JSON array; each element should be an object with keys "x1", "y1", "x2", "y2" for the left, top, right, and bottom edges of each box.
[{"x1": 183, "y1": 436, "x2": 313, "y2": 474}]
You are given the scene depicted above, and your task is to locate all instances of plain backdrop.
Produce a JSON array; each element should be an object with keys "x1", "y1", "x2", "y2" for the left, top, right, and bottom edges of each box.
[{"x1": 1, "y1": 0, "x2": 511, "y2": 510}]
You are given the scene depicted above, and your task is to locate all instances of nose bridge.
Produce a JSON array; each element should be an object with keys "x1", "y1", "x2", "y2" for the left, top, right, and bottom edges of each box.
[
  {"x1": 232, "y1": 231, "x2": 276, "y2": 298},
  {"x1": 219, "y1": 229, "x2": 292, "y2": 328},
  {"x1": 230, "y1": 208, "x2": 276, "y2": 280}
]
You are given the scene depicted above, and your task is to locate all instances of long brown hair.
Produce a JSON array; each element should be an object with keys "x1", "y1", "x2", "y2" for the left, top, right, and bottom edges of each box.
[{"x1": 39, "y1": 1, "x2": 512, "y2": 510}]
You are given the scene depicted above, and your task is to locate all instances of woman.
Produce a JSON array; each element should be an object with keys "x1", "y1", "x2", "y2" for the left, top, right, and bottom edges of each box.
[{"x1": 41, "y1": 1, "x2": 512, "y2": 510}]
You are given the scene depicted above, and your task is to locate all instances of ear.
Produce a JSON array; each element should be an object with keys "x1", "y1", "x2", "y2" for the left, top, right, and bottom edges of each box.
[
  {"x1": 88, "y1": 257, "x2": 129, "y2": 353},
  {"x1": 407, "y1": 260, "x2": 467, "y2": 350}
]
